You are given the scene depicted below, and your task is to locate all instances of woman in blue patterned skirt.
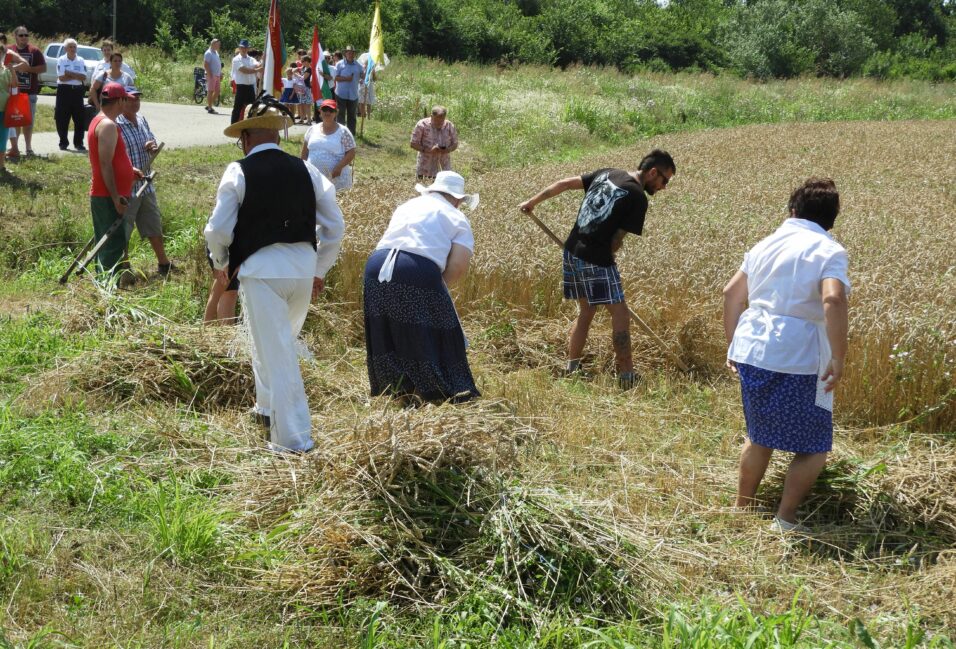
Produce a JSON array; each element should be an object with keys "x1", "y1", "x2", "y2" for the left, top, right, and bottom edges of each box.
[
  {"x1": 364, "y1": 171, "x2": 480, "y2": 403},
  {"x1": 723, "y1": 178, "x2": 850, "y2": 533}
]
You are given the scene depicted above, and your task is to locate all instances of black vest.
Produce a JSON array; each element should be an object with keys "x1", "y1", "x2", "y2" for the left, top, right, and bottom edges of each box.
[{"x1": 228, "y1": 148, "x2": 317, "y2": 278}]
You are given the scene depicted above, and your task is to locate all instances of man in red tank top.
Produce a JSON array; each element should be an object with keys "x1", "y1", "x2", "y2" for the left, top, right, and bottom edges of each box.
[{"x1": 88, "y1": 82, "x2": 139, "y2": 278}]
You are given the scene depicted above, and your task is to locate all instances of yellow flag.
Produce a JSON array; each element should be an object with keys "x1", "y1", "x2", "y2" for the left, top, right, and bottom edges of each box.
[{"x1": 366, "y1": 2, "x2": 384, "y2": 84}]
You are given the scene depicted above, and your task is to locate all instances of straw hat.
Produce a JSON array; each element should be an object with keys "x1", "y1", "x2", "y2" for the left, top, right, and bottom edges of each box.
[
  {"x1": 415, "y1": 171, "x2": 479, "y2": 209},
  {"x1": 223, "y1": 102, "x2": 292, "y2": 138}
]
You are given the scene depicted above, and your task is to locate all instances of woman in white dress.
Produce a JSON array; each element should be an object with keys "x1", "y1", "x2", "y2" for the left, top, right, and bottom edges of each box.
[{"x1": 300, "y1": 99, "x2": 356, "y2": 192}]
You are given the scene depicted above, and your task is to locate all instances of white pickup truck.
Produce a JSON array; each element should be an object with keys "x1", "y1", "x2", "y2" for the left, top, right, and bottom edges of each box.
[{"x1": 38, "y1": 42, "x2": 104, "y2": 88}]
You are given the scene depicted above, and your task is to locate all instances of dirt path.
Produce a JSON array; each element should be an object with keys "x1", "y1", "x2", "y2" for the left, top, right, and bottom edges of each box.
[{"x1": 27, "y1": 95, "x2": 310, "y2": 156}]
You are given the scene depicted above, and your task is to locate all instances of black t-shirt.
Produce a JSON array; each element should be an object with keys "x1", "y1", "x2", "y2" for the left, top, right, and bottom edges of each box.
[{"x1": 564, "y1": 168, "x2": 648, "y2": 267}]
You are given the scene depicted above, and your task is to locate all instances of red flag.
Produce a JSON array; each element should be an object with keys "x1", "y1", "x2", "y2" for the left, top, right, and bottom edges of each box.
[{"x1": 263, "y1": 0, "x2": 286, "y2": 96}]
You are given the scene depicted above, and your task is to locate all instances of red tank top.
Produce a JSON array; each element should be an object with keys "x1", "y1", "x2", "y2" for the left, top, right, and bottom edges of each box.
[{"x1": 88, "y1": 114, "x2": 134, "y2": 198}]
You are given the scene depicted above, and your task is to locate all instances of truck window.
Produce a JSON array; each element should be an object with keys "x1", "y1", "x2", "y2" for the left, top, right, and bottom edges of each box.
[{"x1": 47, "y1": 45, "x2": 62, "y2": 58}]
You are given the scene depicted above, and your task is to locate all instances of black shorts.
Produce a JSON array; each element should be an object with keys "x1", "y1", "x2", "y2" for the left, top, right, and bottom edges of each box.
[{"x1": 206, "y1": 248, "x2": 239, "y2": 291}]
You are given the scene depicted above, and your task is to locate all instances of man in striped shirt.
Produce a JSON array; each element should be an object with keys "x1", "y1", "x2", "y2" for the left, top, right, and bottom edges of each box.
[{"x1": 117, "y1": 86, "x2": 173, "y2": 277}]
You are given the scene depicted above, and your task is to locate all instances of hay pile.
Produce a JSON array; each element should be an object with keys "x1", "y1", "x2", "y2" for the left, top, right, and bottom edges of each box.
[
  {"x1": 22, "y1": 325, "x2": 253, "y2": 411},
  {"x1": 241, "y1": 401, "x2": 689, "y2": 621}
]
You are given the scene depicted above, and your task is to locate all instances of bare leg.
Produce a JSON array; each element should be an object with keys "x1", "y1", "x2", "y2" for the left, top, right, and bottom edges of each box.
[
  {"x1": 147, "y1": 235, "x2": 169, "y2": 266},
  {"x1": 568, "y1": 299, "x2": 597, "y2": 367},
  {"x1": 606, "y1": 301, "x2": 633, "y2": 374},
  {"x1": 777, "y1": 452, "x2": 827, "y2": 523},
  {"x1": 736, "y1": 438, "x2": 774, "y2": 509},
  {"x1": 9, "y1": 130, "x2": 19, "y2": 156},
  {"x1": 218, "y1": 289, "x2": 239, "y2": 324},
  {"x1": 24, "y1": 124, "x2": 33, "y2": 152},
  {"x1": 204, "y1": 278, "x2": 225, "y2": 324}
]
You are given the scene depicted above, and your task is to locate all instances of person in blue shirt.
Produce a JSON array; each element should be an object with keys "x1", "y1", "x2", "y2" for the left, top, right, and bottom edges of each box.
[{"x1": 332, "y1": 45, "x2": 363, "y2": 134}]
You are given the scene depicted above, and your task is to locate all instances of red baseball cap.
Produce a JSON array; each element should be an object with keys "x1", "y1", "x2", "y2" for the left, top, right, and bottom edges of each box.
[
  {"x1": 101, "y1": 82, "x2": 130, "y2": 100},
  {"x1": 319, "y1": 99, "x2": 337, "y2": 110}
]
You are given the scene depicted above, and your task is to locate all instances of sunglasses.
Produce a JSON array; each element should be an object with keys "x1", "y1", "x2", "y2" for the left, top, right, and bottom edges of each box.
[
  {"x1": 320, "y1": 107, "x2": 336, "y2": 113},
  {"x1": 16, "y1": 33, "x2": 29, "y2": 37},
  {"x1": 655, "y1": 168, "x2": 670, "y2": 186}
]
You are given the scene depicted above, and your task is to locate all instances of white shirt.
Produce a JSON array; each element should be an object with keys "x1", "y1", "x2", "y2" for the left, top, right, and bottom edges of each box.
[
  {"x1": 92, "y1": 60, "x2": 135, "y2": 81},
  {"x1": 728, "y1": 218, "x2": 850, "y2": 375},
  {"x1": 375, "y1": 193, "x2": 474, "y2": 275},
  {"x1": 204, "y1": 143, "x2": 345, "y2": 280},
  {"x1": 232, "y1": 54, "x2": 258, "y2": 85},
  {"x1": 57, "y1": 54, "x2": 86, "y2": 86}
]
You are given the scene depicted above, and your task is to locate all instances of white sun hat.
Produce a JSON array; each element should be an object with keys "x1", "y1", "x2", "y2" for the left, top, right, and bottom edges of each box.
[{"x1": 415, "y1": 171, "x2": 479, "y2": 210}]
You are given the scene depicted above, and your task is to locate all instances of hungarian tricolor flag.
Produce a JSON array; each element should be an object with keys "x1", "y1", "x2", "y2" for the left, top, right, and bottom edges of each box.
[
  {"x1": 263, "y1": 0, "x2": 285, "y2": 97},
  {"x1": 310, "y1": 26, "x2": 334, "y2": 102}
]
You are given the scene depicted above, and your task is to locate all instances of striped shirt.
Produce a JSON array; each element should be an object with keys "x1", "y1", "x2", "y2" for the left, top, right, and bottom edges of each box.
[{"x1": 116, "y1": 114, "x2": 156, "y2": 195}]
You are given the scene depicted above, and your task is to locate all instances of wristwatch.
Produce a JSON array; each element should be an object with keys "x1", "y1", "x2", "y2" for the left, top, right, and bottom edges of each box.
[{"x1": 118, "y1": 196, "x2": 129, "y2": 206}]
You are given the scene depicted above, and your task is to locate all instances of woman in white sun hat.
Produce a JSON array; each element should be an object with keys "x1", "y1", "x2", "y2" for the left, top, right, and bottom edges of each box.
[{"x1": 363, "y1": 171, "x2": 480, "y2": 404}]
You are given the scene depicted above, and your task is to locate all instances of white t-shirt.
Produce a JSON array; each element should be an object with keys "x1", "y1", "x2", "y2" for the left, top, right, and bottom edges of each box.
[
  {"x1": 728, "y1": 218, "x2": 850, "y2": 375},
  {"x1": 232, "y1": 54, "x2": 258, "y2": 85},
  {"x1": 375, "y1": 193, "x2": 474, "y2": 273},
  {"x1": 57, "y1": 55, "x2": 86, "y2": 86}
]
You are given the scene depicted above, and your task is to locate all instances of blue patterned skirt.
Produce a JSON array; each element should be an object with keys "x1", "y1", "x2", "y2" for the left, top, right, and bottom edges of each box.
[
  {"x1": 363, "y1": 249, "x2": 480, "y2": 403},
  {"x1": 737, "y1": 362, "x2": 832, "y2": 454}
]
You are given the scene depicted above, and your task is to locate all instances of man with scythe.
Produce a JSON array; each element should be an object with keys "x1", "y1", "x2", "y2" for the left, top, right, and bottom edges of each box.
[
  {"x1": 519, "y1": 149, "x2": 676, "y2": 388},
  {"x1": 204, "y1": 95, "x2": 345, "y2": 453}
]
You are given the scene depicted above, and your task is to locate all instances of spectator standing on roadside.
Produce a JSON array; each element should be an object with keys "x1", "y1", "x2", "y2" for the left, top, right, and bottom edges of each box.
[
  {"x1": 92, "y1": 40, "x2": 135, "y2": 82},
  {"x1": 410, "y1": 106, "x2": 458, "y2": 181},
  {"x1": 231, "y1": 39, "x2": 261, "y2": 124},
  {"x1": 54, "y1": 39, "x2": 88, "y2": 152},
  {"x1": 203, "y1": 38, "x2": 222, "y2": 114},
  {"x1": 0, "y1": 33, "x2": 28, "y2": 69},
  {"x1": 0, "y1": 43, "x2": 18, "y2": 174},
  {"x1": 88, "y1": 83, "x2": 138, "y2": 279},
  {"x1": 8, "y1": 26, "x2": 45, "y2": 160},
  {"x1": 333, "y1": 45, "x2": 362, "y2": 134},
  {"x1": 358, "y1": 62, "x2": 376, "y2": 119},
  {"x1": 117, "y1": 86, "x2": 174, "y2": 277},
  {"x1": 90, "y1": 53, "x2": 133, "y2": 111}
]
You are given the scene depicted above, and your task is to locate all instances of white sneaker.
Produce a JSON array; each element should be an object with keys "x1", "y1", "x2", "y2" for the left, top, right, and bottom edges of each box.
[{"x1": 770, "y1": 516, "x2": 810, "y2": 534}]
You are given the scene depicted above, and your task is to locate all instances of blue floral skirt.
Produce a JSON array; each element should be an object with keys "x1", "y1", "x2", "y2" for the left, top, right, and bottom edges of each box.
[
  {"x1": 737, "y1": 362, "x2": 832, "y2": 454},
  {"x1": 363, "y1": 249, "x2": 479, "y2": 403}
]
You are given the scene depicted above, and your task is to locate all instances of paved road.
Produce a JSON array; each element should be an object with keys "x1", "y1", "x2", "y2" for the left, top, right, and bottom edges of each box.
[{"x1": 28, "y1": 95, "x2": 310, "y2": 156}]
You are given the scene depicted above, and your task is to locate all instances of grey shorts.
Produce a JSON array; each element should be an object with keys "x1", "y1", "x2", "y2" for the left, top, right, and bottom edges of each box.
[{"x1": 123, "y1": 191, "x2": 163, "y2": 238}]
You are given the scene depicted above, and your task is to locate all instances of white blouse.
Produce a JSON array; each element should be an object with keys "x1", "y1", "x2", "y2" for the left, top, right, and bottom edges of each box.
[
  {"x1": 728, "y1": 218, "x2": 850, "y2": 377},
  {"x1": 375, "y1": 193, "x2": 474, "y2": 279},
  {"x1": 303, "y1": 124, "x2": 355, "y2": 192}
]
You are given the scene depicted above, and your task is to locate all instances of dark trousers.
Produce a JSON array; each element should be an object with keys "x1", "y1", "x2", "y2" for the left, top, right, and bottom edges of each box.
[
  {"x1": 55, "y1": 85, "x2": 86, "y2": 148},
  {"x1": 231, "y1": 84, "x2": 256, "y2": 124},
  {"x1": 336, "y1": 97, "x2": 357, "y2": 135},
  {"x1": 91, "y1": 196, "x2": 131, "y2": 273}
]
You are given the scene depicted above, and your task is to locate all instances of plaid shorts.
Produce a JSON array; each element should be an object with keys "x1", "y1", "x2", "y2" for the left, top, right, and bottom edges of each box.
[{"x1": 563, "y1": 250, "x2": 625, "y2": 305}]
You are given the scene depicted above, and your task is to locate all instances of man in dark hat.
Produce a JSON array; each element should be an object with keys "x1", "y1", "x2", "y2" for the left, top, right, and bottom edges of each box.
[
  {"x1": 204, "y1": 98, "x2": 345, "y2": 453},
  {"x1": 230, "y1": 39, "x2": 262, "y2": 123}
]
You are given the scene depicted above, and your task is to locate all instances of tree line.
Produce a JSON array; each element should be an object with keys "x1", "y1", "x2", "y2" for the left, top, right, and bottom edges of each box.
[{"x1": 5, "y1": 0, "x2": 955, "y2": 80}]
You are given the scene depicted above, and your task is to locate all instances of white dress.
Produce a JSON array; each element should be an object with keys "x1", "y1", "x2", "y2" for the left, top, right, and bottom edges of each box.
[{"x1": 303, "y1": 124, "x2": 355, "y2": 192}]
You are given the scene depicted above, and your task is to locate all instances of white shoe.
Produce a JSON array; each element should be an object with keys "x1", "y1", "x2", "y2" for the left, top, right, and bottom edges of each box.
[{"x1": 770, "y1": 516, "x2": 810, "y2": 534}]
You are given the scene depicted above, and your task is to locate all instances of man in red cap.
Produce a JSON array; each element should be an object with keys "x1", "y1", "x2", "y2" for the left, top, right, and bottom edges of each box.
[{"x1": 87, "y1": 82, "x2": 139, "y2": 279}]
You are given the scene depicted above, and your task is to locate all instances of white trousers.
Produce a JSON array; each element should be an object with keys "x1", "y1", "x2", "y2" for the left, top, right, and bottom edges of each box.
[{"x1": 240, "y1": 277, "x2": 314, "y2": 452}]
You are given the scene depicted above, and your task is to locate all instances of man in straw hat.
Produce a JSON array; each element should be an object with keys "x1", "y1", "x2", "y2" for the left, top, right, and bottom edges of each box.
[
  {"x1": 519, "y1": 149, "x2": 675, "y2": 389},
  {"x1": 204, "y1": 96, "x2": 346, "y2": 453}
]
